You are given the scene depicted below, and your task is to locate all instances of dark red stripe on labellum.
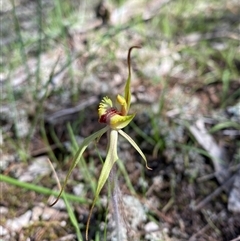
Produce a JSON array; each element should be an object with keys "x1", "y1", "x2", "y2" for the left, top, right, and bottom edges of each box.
[{"x1": 99, "y1": 107, "x2": 121, "y2": 124}]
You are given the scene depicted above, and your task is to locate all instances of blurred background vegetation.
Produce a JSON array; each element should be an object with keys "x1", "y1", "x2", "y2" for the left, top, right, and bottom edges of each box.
[{"x1": 1, "y1": 0, "x2": 240, "y2": 240}]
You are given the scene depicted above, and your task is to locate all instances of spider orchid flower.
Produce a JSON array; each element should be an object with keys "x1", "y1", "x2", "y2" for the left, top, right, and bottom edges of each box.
[{"x1": 50, "y1": 46, "x2": 151, "y2": 240}]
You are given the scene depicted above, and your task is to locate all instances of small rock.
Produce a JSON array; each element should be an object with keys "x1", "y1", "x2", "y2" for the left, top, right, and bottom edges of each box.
[
  {"x1": 144, "y1": 221, "x2": 163, "y2": 241},
  {"x1": 228, "y1": 171, "x2": 240, "y2": 213},
  {"x1": 0, "y1": 225, "x2": 8, "y2": 236},
  {"x1": 0, "y1": 206, "x2": 8, "y2": 215},
  {"x1": 6, "y1": 210, "x2": 32, "y2": 231},
  {"x1": 73, "y1": 183, "x2": 85, "y2": 196},
  {"x1": 19, "y1": 156, "x2": 52, "y2": 182},
  {"x1": 145, "y1": 221, "x2": 159, "y2": 232}
]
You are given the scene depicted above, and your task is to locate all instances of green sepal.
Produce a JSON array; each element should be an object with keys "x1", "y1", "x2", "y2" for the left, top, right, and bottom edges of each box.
[
  {"x1": 124, "y1": 46, "x2": 141, "y2": 112},
  {"x1": 124, "y1": 74, "x2": 131, "y2": 113},
  {"x1": 50, "y1": 126, "x2": 108, "y2": 207},
  {"x1": 86, "y1": 129, "x2": 119, "y2": 240},
  {"x1": 118, "y1": 129, "x2": 152, "y2": 170}
]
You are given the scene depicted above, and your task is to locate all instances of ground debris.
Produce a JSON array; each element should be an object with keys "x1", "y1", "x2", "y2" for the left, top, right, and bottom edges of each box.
[
  {"x1": 228, "y1": 169, "x2": 240, "y2": 213},
  {"x1": 189, "y1": 118, "x2": 230, "y2": 184}
]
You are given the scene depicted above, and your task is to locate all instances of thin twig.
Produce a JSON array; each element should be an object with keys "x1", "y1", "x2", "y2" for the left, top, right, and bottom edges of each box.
[
  {"x1": 45, "y1": 96, "x2": 98, "y2": 124},
  {"x1": 189, "y1": 210, "x2": 226, "y2": 241},
  {"x1": 197, "y1": 163, "x2": 240, "y2": 182},
  {"x1": 189, "y1": 224, "x2": 210, "y2": 241},
  {"x1": 193, "y1": 174, "x2": 236, "y2": 211},
  {"x1": 230, "y1": 236, "x2": 240, "y2": 241}
]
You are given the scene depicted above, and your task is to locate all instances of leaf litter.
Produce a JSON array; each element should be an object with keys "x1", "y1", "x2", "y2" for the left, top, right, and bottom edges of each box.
[{"x1": 1, "y1": 0, "x2": 240, "y2": 240}]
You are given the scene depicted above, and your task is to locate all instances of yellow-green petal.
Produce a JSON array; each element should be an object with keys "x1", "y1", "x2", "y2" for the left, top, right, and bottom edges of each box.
[
  {"x1": 109, "y1": 113, "x2": 135, "y2": 130},
  {"x1": 116, "y1": 94, "x2": 128, "y2": 116}
]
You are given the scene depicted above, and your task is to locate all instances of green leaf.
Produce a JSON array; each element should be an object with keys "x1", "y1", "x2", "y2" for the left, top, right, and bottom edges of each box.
[
  {"x1": 209, "y1": 121, "x2": 240, "y2": 133},
  {"x1": 62, "y1": 192, "x2": 83, "y2": 241},
  {"x1": 118, "y1": 129, "x2": 152, "y2": 170},
  {"x1": 86, "y1": 129, "x2": 119, "y2": 240},
  {"x1": 50, "y1": 126, "x2": 108, "y2": 206}
]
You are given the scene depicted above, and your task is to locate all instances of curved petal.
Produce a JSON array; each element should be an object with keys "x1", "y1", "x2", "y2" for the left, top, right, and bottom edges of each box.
[{"x1": 118, "y1": 129, "x2": 152, "y2": 170}]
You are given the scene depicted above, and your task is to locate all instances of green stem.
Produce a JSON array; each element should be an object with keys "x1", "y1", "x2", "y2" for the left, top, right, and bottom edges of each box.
[{"x1": 110, "y1": 165, "x2": 121, "y2": 241}]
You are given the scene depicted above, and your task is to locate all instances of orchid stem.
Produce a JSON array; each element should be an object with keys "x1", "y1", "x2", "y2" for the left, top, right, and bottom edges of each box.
[{"x1": 110, "y1": 165, "x2": 121, "y2": 241}]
